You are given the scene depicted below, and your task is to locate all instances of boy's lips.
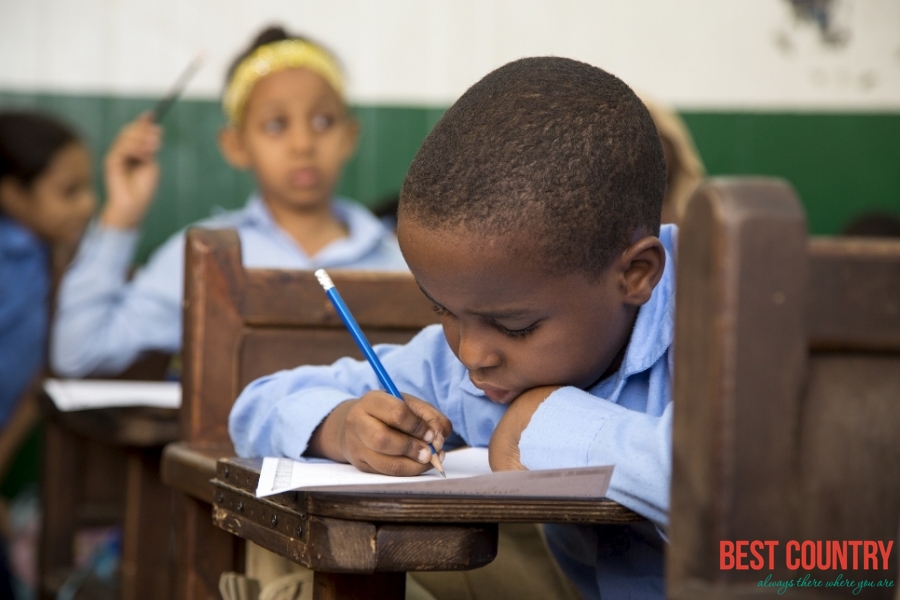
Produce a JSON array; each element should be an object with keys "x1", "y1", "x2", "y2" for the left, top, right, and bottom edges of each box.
[{"x1": 471, "y1": 379, "x2": 517, "y2": 404}]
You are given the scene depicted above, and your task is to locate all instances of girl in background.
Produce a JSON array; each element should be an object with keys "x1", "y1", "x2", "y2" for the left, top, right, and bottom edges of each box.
[
  {"x1": 51, "y1": 26, "x2": 407, "y2": 378},
  {"x1": 0, "y1": 110, "x2": 96, "y2": 599},
  {"x1": 0, "y1": 111, "x2": 95, "y2": 459}
]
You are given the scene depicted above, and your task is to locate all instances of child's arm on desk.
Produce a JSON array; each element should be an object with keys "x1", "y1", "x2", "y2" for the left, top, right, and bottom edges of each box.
[
  {"x1": 229, "y1": 326, "x2": 462, "y2": 467},
  {"x1": 492, "y1": 384, "x2": 673, "y2": 529},
  {"x1": 488, "y1": 385, "x2": 559, "y2": 471}
]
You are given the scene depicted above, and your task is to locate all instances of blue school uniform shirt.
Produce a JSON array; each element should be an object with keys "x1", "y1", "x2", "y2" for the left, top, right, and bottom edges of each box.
[
  {"x1": 230, "y1": 224, "x2": 678, "y2": 600},
  {"x1": 0, "y1": 216, "x2": 50, "y2": 426},
  {"x1": 51, "y1": 195, "x2": 408, "y2": 377}
]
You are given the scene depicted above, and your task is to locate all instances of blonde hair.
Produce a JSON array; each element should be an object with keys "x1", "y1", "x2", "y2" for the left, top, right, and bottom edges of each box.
[
  {"x1": 223, "y1": 38, "x2": 344, "y2": 126},
  {"x1": 641, "y1": 97, "x2": 706, "y2": 223}
]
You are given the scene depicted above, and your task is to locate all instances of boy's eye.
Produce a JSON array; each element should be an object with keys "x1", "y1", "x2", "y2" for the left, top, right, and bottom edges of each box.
[
  {"x1": 431, "y1": 304, "x2": 451, "y2": 317},
  {"x1": 493, "y1": 321, "x2": 539, "y2": 339},
  {"x1": 310, "y1": 114, "x2": 335, "y2": 132},
  {"x1": 263, "y1": 117, "x2": 287, "y2": 134}
]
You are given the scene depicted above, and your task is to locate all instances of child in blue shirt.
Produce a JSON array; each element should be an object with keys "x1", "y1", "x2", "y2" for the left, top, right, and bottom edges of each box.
[
  {"x1": 51, "y1": 26, "x2": 407, "y2": 378},
  {"x1": 0, "y1": 110, "x2": 97, "y2": 597},
  {"x1": 230, "y1": 56, "x2": 674, "y2": 600},
  {"x1": 0, "y1": 111, "x2": 95, "y2": 426}
]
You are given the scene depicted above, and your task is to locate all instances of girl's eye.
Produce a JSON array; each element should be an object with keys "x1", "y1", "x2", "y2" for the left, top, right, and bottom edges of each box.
[
  {"x1": 431, "y1": 304, "x2": 451, "y2": 317},
  {"x1": 62, "y1": 180, "x2": 88, "y2": 201},
  {"x1": 263, "y1": 118, "x2": 287, "y2": 134},
  {"x1": 494, "y1": 321, "x2": 539, "y2": 339},
  {"x1": 310, "y1": 114, "x2": 335, "y2": 132}
]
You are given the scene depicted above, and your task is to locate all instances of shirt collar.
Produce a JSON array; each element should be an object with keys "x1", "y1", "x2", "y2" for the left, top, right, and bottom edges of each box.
[{"x1": 238, "y1": 193, "x2": 391, "y2": 263}]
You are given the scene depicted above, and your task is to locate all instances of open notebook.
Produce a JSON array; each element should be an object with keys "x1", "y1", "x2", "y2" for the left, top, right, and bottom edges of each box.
[{"x1": 257, "y1": 447, "x2": 613, "y2": 498}]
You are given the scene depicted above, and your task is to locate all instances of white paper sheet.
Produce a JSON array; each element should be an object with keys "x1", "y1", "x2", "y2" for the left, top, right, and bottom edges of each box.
[
  {"x1": 43, "y1": 379, "x2": 181, "y2": 411},
  {"x1": 256, "y1": 447, "x2": 613, "y2": 499}
]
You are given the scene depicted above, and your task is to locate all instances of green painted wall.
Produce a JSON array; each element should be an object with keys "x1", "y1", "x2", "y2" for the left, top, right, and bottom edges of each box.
[
  {"x1": 681, "y1": 112, "x2": 900, "y2": 236},
  {"x1": 2, "y1": 92, "x2": 898, "y2": 262}
]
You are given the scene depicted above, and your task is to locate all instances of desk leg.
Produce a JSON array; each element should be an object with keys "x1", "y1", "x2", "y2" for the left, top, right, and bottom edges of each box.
[
  {"x1": 38, "y1": 421, "x2": 79, "y2": 600},
  {"x1": 313, "y1": 572, "x2": 405, "y2": 600},
  {"x1": 174, "y1": 494, "x2": 243, "y2": 600},
  {"x1": 121, "y1": 448, "x2": 174, "y2": 600}
]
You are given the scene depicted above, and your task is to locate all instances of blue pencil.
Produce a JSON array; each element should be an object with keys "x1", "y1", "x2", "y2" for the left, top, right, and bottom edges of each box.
[{"x1": 314, "y1": 269, "x2": 446, "y2": 477}]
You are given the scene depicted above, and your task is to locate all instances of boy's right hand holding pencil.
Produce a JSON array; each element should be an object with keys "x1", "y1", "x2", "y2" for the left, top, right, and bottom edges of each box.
[
  {"x1": 307, "y1": 392, "x2": 450, "y2": 476},
  {"x1": 100, "y1": 113, "x2": 162, "y2": 231}
]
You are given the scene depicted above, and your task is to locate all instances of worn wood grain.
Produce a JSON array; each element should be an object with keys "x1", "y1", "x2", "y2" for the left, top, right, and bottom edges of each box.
[
  {"x1": 669, "y1": 178, "x2": 808, "y2": 591},
  {"x1": 807, "y1": 237, "x2": 900, "y2": 351},
  {"x1": 161, "y1": 442, "x2": 230, "y2": 503},
  {"x1": 121, "y1": 448, "x2": 174, "y2": 600},
  {"x1": 175, "y1": 493, "x2": 243, "y2": 600},
  {"x1": 668, "y1": 178, "x2": 900, "y2": 600},
  {"x1": 374, "y1": 523, "x2": 497, "y2": 571},
  {"x1": 238, "y1": 328, "x2": 418, "y2": 389},
  {"x1": 244, "y1": 269, "x2": 434, "y2": 327}
]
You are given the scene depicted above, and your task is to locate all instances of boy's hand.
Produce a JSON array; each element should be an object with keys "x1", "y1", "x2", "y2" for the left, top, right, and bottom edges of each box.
[
  {"x1": 100, "y1": 113, "x2": 162, "y2": 230},
  {"x1": 312, "y1": 391, "x2": 452, "y2": 477},
  {"x1": 489, "y1": 385, "x2": 560, "y2": 471}
]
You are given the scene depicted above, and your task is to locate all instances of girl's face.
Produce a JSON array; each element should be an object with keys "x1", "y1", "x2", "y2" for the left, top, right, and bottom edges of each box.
[
  {"x1": 0, "y1": 142, "x2": 95, "y2": 246},
  {"x1": 221, "y1": 68, "x2": 358, "y2": 212}
]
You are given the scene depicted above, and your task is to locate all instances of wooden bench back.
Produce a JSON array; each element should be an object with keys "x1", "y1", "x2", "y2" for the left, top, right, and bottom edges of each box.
[
  {"x1": 668, "y1": 178, "x2": 900, "y2": 598},
  {"x1": 181, "y1": 228, "x2": 438, "y2": 445}
]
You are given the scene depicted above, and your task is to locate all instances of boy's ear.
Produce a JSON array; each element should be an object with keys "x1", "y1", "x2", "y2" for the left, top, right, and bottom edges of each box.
[
  {"x1": 218, "y1": 126, "x2": 251, "y2": 169},
  {"x1": 617, "y1": 236, "x2": 666, "y2": 306}
]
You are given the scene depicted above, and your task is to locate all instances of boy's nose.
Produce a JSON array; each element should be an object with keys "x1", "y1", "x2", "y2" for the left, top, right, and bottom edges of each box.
[{"x1": 456, "y1": 326, "x2": 501, "y2": 371}]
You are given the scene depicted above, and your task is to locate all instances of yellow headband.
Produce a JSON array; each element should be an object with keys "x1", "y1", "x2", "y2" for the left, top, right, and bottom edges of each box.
[{"x1": 223, "y1": 39, "x2": 344, "y2": 125}]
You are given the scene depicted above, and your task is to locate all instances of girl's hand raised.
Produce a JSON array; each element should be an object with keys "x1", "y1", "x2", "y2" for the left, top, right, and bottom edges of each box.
[{"x1": 100, "y1": 113, "x2": 162, "y2": 230}]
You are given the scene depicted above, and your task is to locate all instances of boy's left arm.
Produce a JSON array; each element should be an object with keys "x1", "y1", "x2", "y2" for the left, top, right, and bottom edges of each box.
[
  {"x1": 488, "y1": 386, "x2": 558, "y2": 471},
  {"x1": 490, "y1": 386, "x2": 672, "y2": 529}
]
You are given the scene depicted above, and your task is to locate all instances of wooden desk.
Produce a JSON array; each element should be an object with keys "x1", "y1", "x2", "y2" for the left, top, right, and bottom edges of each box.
[
  {"x1": 39, "y1": 391, "x2": 178, "y2": 600},
  {"x1": 164, "y1": 444, "x2": 642, "y2": 600}
]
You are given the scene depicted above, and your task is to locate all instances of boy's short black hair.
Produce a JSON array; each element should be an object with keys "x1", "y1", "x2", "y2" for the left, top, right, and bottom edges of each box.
[{"x1": 399, "y1": 56, "x2": 666, "y2": 277}]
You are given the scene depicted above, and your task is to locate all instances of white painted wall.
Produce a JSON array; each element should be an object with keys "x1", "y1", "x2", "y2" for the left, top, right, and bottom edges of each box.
[{"x1": 0, "y1": 0, "x2": 898, "y2": 110}]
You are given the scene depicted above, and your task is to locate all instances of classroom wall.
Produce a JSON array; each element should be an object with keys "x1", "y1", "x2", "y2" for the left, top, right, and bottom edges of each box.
[{"x1": 1, "y1": 0, "x2": 898, "y2": 260}]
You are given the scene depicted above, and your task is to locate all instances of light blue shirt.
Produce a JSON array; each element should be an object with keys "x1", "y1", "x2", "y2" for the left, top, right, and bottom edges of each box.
[
  {"x1": 51, "y1": 195, "x2": 408, "y2": 377},
  {"x1": 0, "y1": 216, "x2": 49, "y2": 427},
  {"x1": 230, "y1": 224, "x2": 677, "y2": 600}
]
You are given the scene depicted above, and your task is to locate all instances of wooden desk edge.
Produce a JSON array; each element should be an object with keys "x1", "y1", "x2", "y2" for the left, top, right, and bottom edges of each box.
[
  {"x1": 39, "y1": 392, "x2": 179, "y2": 447},
  {"x1": 216, "y1": 455, "x2": 645, "y2": 524},
  {"x1": 161, "y1": 441, "x2": 233, "y2": 504}
]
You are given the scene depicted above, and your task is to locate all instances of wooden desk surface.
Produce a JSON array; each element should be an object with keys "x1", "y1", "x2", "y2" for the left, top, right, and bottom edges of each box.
[
  {"x1": 163, "y1": 441, "x2": 644, "y2": 596},
  {"x1": 39, "y1": 392, "x2": 178, "y2": 448},
  {"x1": 215, "y1": 455, "x2": 644, "y2": 525}
]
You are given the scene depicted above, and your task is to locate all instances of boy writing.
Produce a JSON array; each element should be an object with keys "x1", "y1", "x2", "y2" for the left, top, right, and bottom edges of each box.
[{"x1": 231, "y1": 56, "x2": 674, "y2": 599}]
